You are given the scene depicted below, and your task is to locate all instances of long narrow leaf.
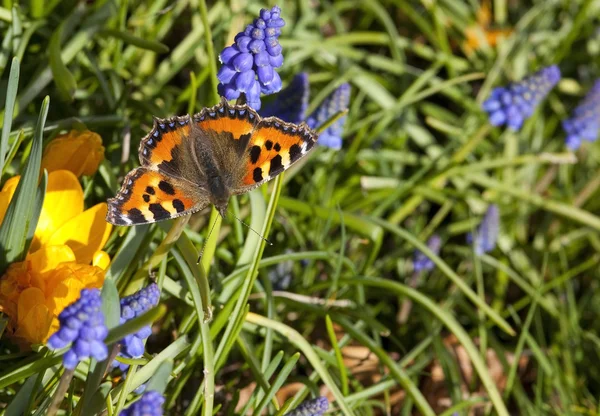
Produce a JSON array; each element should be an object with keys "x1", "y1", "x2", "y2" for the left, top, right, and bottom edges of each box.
[{"x1": 0, "y1": 96, "x2": 49, "y2": 272}]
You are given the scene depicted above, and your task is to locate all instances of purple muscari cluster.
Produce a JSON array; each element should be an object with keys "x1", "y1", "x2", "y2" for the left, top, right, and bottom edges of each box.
[
  {"x1": 261, "y1": 73, "x2": 351, "y2": 149},
  {"x1": 563, "y1": 80, "x2": 600, "y2": 150},
  {"x1": 468, "y1": 204, "x2": 500, "y2": 256},
  {"x1": 306, "y1": 83, "x2": 351, "y2": 149},
  {"x1": 413, "y1": 235, "x2": 442, "y2": 273},
  {"x1": 47, "y1": 288, "x2": 108, "y2": 370},
  {"x1": 217, "y1": 6, "x2": 285, "y2": 110},
  {"x1": 284, "y1": 397, "x2": 329, "y2": 416},
  {"x1": 119, "y1": 390, "x2": 165, "y2": 416},
  {"x1": 114, "y1": 283, "x2": 160, "y2": 371},
  {"x1": 261, "y1": 72, "x2": 309, "y2": 124},
  {"x1": 482, "y1": 65, "x2": 561, "y2": 131}
]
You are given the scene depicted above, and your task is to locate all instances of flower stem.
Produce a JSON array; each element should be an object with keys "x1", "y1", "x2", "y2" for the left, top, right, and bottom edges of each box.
[{"x1": 47, "y1": 369, "x2": 74, "y2": 416}]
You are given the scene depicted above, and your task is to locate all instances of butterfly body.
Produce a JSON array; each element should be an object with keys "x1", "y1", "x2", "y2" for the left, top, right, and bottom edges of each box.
[{"x1": 107, "y1": 98, "x2": 318, "y2": 226}]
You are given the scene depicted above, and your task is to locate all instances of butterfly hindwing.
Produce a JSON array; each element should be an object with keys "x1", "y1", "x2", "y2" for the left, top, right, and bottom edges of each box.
[
  {"x1": 107, "y1": 167, "x2": 209, "y2": 225},
  {"x1": 237, "y1": 118, "x2": 318, "y2": 192}
]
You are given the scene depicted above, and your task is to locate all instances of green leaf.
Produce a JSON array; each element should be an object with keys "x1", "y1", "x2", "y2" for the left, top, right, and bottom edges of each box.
[
  {"x1": 253, "y1": 353, "x2": 300, "y2": 416},
  {"x1": 101, "y1": 278, "x2": 121, "y2": 330},
  {"x1": 25, "y1": 169, "x2": 47, "y2": 249},
  {"x1": 99, "y1": 29, "x2": 170, "y2": 53},
  {"x1": 0, "y1": 57, "x2": 19, "y2": 173},
  {"x1": 105, "y1": 305, "x2": 166, "y2": 345},
  {"x1": 4, "y1": 374, "x2": 37, "y2": 416},
  {"x1": 145, "y1": 360, "x2": 174, "y2": 394},
  {"x1": 0, "y1": 96, "x2": 49, "y2": 273},
  {"x1": 49, "y1": 24, "x2": 77, "y2": 102}
]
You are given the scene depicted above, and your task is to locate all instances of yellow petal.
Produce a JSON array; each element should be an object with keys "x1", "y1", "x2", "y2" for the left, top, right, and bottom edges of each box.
[
  {"x1": 44, "y1": 263, "x2": 104, "y2": 317},
  {"x1": 41, "y1": 130, "x2": 105, "y2": 177},
  {"x1": 27, "y1": 245, "x2": 76, "y2": 274},
  {"x1": 0, "y1": 190, "x2": 11, "y2": 226},
  {"x1": 15, "y1": 287, "x2": 53, "y2": 344},
  {"x1": 0, "y1": 176, "x2": 20, "y2": 225},
  {"x1": 45, "y1": 275, "x2": 85, "y2": 317},
  {"x1": 92, "y1": 250, "x2": 111, "y2": 270},
  {"x1": 31, "y1": 170, "x2": 84, "y2": 251},
  {"x1": 47, "y1": 203, "x2": 112, "y2": 265},
  {"x1": 17, "y1": 287, "x2": 46, "y2": 324},
  {"x1": 2, "y1": 175, "x2": 21, "y2": 194}
]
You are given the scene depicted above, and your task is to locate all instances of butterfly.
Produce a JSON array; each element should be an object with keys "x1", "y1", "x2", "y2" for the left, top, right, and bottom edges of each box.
[{"x1": 106, "y1": 97, "x2": 319, "y2": 226}]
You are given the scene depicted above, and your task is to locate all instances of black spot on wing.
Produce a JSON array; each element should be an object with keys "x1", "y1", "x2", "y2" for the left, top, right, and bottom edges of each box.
[
  {"x1": 146, "y1": 186, "x2": 155, "y2": 195},
  {"x1": 250, "y1": 145, "x2": 261, "y2": 164},
  {"x1": 128, "y1": 208, "x2": 146, "y2": 224},
  {"x1": 173, "y1": 199, "x2": 185, "y2": 213},
  {"x1": 274, "y1": 143, "x2": 281, "y2": 152},
  {"x1": 158, "y1": 180, "x2": 175, "y2": 195},
  {"x1": 289, "y1": 144, "x2": 302, "y2": 162},
  {"x1": 149, "y1": 203, "x2": 171, "y2": 221},
  {"x1": 253, "y1": 167, "x2": 263, "y2": 183},
  {"x1": 268, "y1": 155, "x2": 283, "y2": 177},
  {"x1": 143, "y1": 194, "x2": 150, "y2": 203},
  {"x1": 265, "y1": 140, "x2": 273, "y2": 150}
]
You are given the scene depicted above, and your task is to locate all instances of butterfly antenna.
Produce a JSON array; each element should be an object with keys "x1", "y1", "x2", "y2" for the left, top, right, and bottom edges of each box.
[
  {"x1": 197, "y1": 216, "x2": 220, "y2": 264},
  {"x1": 228, "y1": 208, "x2": 273, "y2": 246}
]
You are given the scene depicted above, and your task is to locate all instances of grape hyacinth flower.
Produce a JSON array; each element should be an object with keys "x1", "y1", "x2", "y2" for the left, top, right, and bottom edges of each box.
[
  {"x1": 284, "y1": 396, "x2": 329, "y2": 416},
  {"x1": 119, "y1": 390, "x2": 165, "y2": 416},
  {"x1": 306, "y1": 83, "x2": 351, "y2": 150},
  {"x1": 563, "y1": 80, "x2": 600, "y2": 150},
  {"x1": 468, "y1": 204, "x2": 500, "y2": 256},
  {"x1": 261, "y1": 72, "x2": 309, "y2": 124},
  {"x1": 413, "y1": 235, "x2": 442, "y2": 273},
  {"x1": 47, "y1": 288, "x2": 108, "y2": 370},
  {"x1": 217, "y1": 6, "x2": 285, "y2": 110},
  {"x1": 261, "y1": 73, "x2": 351, "y2": 149},
  {"x1": 482, "y1": 65, "x2": 561, "y2": 131},
  {"x1": 115, "y1": 283, "x2": 160, "y2": 371}
]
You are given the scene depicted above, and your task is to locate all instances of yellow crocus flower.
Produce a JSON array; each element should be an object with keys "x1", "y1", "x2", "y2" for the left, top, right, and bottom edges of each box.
[
  {"x1": 41, "y1": 129, "x2": 105, "y2": 177},
  {"x1": 0, "y1": 169, "x2": 112, "y2": 345}
]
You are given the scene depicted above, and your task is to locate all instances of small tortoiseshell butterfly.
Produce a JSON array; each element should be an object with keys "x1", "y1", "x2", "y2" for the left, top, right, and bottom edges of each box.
[{"x1": 106, "y1": 98, "x2": 318, "y2": 225}]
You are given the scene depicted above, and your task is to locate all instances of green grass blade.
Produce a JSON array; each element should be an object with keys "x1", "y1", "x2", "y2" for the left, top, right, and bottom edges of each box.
[
  {"x1": 0, "y1": 95, "x2": 49, "y2": 272},
  {"x1": 1, "y1": 57, "x2": 19, "y2": 173}
]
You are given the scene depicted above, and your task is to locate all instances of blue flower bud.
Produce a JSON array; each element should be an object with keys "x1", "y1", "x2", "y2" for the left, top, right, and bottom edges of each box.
[
  {"x1": 563, "y1": 80, "x2": 600, "y2": 150},
  {"x1": 468, "y1": 204, "x2": 500, "y2": 256},
  {"x1": 217, "y1": 6, "x2": 285, "y2": 110},
  {"x1": 482, "y1": 65, "x2": 561, "y2": 131},
  {"x1": 119, "y1": 390, "x2": 165, "y2": 416},
  {"x1": 47, "y1": 288, "x2": 108, "y2": 370},
  {"x1": 413, "y1": 235, "x2": 442, "y2": 273},
  {"x1": 284, "y1": 396, "x2": 329, "y2": 416}
]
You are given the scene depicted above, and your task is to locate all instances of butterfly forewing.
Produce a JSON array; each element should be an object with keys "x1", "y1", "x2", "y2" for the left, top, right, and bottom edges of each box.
[{"x1": 236, "y1": 118, "x2": 318, "y2": 193}]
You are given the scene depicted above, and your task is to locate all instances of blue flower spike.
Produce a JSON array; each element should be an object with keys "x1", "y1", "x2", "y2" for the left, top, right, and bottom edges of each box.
[
  {"x1": 468, "y1": 204, "x2": 500, "y2": 256},
  {"x1": 563, "y1": 80, "x2": 600, "y2": 150},
  {"x1": 482, "y1": 65, "x2": 561, "y2": 131},
  {"x1": 413, "y1": 235, "x2": 442, "y2": 273},
  {"x1": 260, "y1": 72, "x2": 309, "y2": 124},
  {"x1": 284, "y1": 396, "x2": 329, "y2": 416},
  {"x1": 218, "y1": 6, "x2": 285, "y2": 110},
  {"x1": 306, "y1": 83, "x2": 351, "y2": 149},
  {"x1": 115, "y1": 283, "x2": 161, "y2": 371},
  {"x1": 47, "y1": 288, "x2": 108, "y2": 370},
  {"x1": 119, "y1": 390, "x2": 165, "y2": 416}
]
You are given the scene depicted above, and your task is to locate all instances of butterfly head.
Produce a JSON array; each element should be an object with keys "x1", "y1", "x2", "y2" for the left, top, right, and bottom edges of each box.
[{"x1": 216, "y1": 201, "x2": 229, "y2": 219}]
